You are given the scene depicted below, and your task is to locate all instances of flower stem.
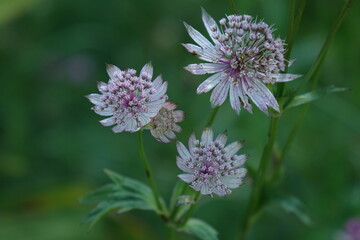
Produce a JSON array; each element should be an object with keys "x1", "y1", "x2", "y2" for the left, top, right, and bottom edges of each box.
[
  {"x1": 239, "y1": 1, "x2": 305, "y2": 238},
  {"x1": 228, "y1": 0, "x2": 238, "y2": 13},
  {"x1": 274, "y1": 0, "x2": 355, "y2": 184},
  {"x1": 180, "y1": 191, "x2": 201, "y2": 226},
  {"x1": 206, "y1": 106, "x2": 220, "y2": 127},
  {"x1": 137, "y1": 130, "x2": 165, "y2": 215},
  {"x1": 239, "y1": 117, "x2": 279, "y2": 240},
  {"x1": 167, "y1": 227, "x2": 175, "y2": 240}
]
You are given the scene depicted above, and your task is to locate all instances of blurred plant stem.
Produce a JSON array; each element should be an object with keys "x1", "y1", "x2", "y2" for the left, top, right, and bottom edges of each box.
[
  {"x1": 239, "y1": 0, "x2": 306, "y2": 239},
  {"x1": 206, "y1": 106, "x2": 220, "y2": 127},
  {"x1": 239, "y1": 0, "x2": 354, "y2": 239},
  {"x1": 137, "y1": 130, "x2": 166, "y2": 216},
  {"x1": 272, "y1": 0, "x2": 355, "y2": 185},
  {"x1": 228, "y1": 0, "x2": 238, "y2": 13}
]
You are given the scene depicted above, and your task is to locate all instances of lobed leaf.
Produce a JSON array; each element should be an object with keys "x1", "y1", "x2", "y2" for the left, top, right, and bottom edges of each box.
[{"x1": 80, "y1": 170, "x2": 158, "y2": 229}]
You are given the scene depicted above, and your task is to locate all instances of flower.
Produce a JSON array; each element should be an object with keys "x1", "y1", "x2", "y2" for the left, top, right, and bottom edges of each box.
[
  {"x1": 176, "y1": 128, "x2": 247, "y2": 196},
  {"x1": 342, "y1": 219, "x2": 360, "y2": 240},
  {"x1": 148, "y1": 102, "x2": 184, "y2": 143},
  {"x1": 183, "y1": 8, "x2": 301, "y2": 115},
  {"x1": 87, "y1": 63, "x2": 168, "y2": 133}
]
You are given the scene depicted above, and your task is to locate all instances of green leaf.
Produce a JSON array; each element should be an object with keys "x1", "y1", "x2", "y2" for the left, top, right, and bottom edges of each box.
[
  {"x1": 280, "y1": 196, "x2": 313, "y2": 226},
  {"x1": 285, "y1": 85, "x2": 348, "y2": 110},
  {"x1": 80, "y1": 170, "x2": 158, "y2": 228},
  {"x1": 181, "y1": 218, "x2": 218, "y2": 240},
  {"x1": 269, "y1": 194, "x2": 313, "y2": 226}
]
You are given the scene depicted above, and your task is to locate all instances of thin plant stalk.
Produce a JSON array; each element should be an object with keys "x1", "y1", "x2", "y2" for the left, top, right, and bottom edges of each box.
[
  {"x1": 238, "y1": 1, "x2": 304, "y2": 238},
  {"x1": 274, "y1": 0, "x2": 355, "y2": 183},
  {"x1": 137, "y1": 130, "x2": 166, "y2": 215},
  {"x1": 180, "y1": 191, "x2": 201, "y2": 226}
]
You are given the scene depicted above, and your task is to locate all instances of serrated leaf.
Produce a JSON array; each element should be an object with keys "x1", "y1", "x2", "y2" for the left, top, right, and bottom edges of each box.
[
  {"x1": 181, "y1": 218, "x2": 218, "y2": 240},
  {"x1": 285, "y1": 85, "x2": 348, "y2": 109},
  {"x1": 80, "y1": 170, "x2": 158, "y2": 229},
  {"x1": 104, "y1": 169, "x2": 153, "y2": 199}
]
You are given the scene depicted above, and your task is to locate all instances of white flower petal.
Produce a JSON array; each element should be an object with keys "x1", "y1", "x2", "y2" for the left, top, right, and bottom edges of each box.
[
  {"x1": 94, "y1": 107, "x2": 113, "y2": 116},
  {"x1": 201, "y1": 7, "x2": 221, "y2": 44},
  {"x1": 106, "y1": 64, "x2": 121, "y2": 79},
  {"x1": 153, "y1": 75, "x2": 163, "y2": 89},
  {"x1": 99, "y1": 117, "x2": 115, "y2": 127},
  {"x1": 184, "y1": 63, "x2": 225, "y2": 75},
  {"x1": 183, "y1": 22, "x2": 216, "y2": 54},
  {"x1": 163, "y1": 102, "x2": 177, "y2": 110},
  {"x1": 237, "y1": 80, "x2": 253, "y2": 113},
  {"x1": 182, "y1": 43, "x2": 218, "y2": 62},
  {"x1": 178, "y1": 173, "x2": 194, "y2": 183},
  {"x1": 125, "y1": 119, "x2": 138, "y2": 132},
  {"x1": 252, "y1": 79, "x2": 280, "y2": 112},
  {"x1": 271, "y1": 73, "x2": 302, "y2": 82},
  {"x1": 176, "y1": 141, "x2": 191, "y2": 159},
  {"x1": 149, "y1": 81, "x2": 168, "y2": 101},
  {"x1": 158, "y1": 135, "x2": 170, "y2": 143},
  {"x1": 201, "y1": 128, "x2": 213, "y2": 145},
  {"x1": 229, "y1": 84, "x2": 241, "y2": 115},
  {"x1": 112, "y1": 124, "x2": 125, "y2": 133},
  {"x1": 200, "y1": 184, "x2": 211, "y2": 195},
  {"x1": 224, "y1": 141, "x2": 243, "y2": 159},
  {"x1": 176, "y1": 156, "x2": 194, "y2": 173},
  {"x1": 221, "y1": 176, "x2": 242, "y2": 189},
  {"x1": 197, "y1": 71, "x2": 223, "y2": 94},
  {"x1": 188, "y1": 133, "x2": 197, "y2": 154},
  {"x1": 86, "y1": 94, "x2": 102, "y2": 105},
  {"x1": 210, "y1": 77, "x2": 230, "y2": 107},
  {"x1": 140, "y1": 62, "x2": 153, "y2": 80},
  {"x1": 165, "y1": 131, "x2": 176, "y2": 139},
  {"x1": 215, "y1": 131, "x2": 227, "y2": 147},
  {"x1": 173, "y1": 110, "x2": 185, "y2": 122}
]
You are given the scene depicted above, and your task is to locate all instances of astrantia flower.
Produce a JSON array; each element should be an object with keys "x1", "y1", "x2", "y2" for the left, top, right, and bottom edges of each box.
[
  {"x1": 342, "y1": 219, "x2": 360, "y2": 240},
  {"x1": 148, "y1": 102, "x2": 184, "y2": 143},
  {"x1": 183, "y1": 8, "x2": 301, "y2": 115},
  {"x1": 176, "y1": 128, "x2": 247, "y2": 196},
  {"x1": 87, "y1": 63, "x2": 168, "y2": 133}
]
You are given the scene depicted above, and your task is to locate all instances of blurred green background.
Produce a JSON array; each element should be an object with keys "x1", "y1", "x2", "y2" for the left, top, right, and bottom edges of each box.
[{"x1": 0, "y1": 0, "x2": 359, "y2": 239}]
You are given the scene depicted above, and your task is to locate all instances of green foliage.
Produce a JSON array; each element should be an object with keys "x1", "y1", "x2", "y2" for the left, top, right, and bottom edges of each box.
[
  {"x1": 180, "y1": 218, "x2": 218, "y2": 240},
  {"x1": 79, "y1": 169, "x2": 157, "y2": 229},
  {"x1": 269, "y1": 194, "x2": 313, "y2": 226},
  {"x1": 285, "y1": 85, "x2": 348, "y2": 110}
]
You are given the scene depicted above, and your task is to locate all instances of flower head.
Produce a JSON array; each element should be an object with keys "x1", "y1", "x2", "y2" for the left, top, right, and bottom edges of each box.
[
  {"x1": 183, "y1": 8, "x2": 301, "y2": 115},
  {"x1": 342, "y1": 219, "x2": 360, "y2": 240},
  {"x1": 148, "y1": 102, "x2": 184, "y2": 143},
  {"x1": 176, "y1": 128, "x2": 247, "y2": 197},
  {"x1": 87, "y1": 63, "x2": 168, "y2": 133}
]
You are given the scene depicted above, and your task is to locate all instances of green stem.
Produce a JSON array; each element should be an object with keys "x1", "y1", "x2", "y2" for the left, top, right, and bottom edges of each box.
[
  {"x1": 228, "y1": 0, "x2": 238, "y2": 13},
  {"x1": 274, "y1": 0, "x2": 355, "y2": 183},
  {"x1": 137, "y1": 130, "x2": 165, "y2": 214},
  {"x1": 180, "y1": 191, "x2": 201, "y2": 226},
  {"x1": 239, "y1": 118, "x2": 279, "y2": 240},
  {"x1": 239, "y1": 1, "x2": 307, "y2": 238},
  {"x1": 276, "y1": 0, "x2": 308, "y2": 99},
  {"x1": 168, "y1": 227, "x2": 175, "y2": 240},
  {"x1": 284, "y1": 0, "x2": 354, "y2": 109},
  {"x1": 206, "y1": 106, "x2": 220, "y2": 127}
]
